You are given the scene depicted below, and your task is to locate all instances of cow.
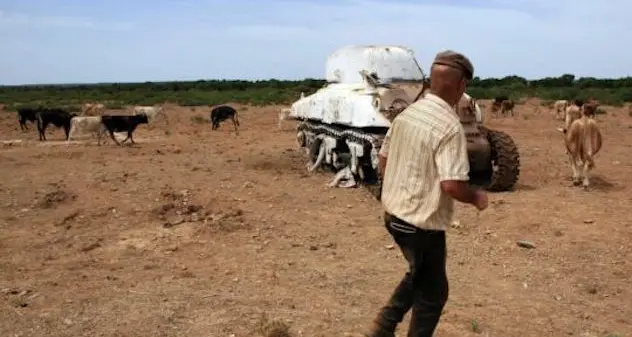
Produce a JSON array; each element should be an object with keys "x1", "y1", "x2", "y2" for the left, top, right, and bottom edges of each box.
[
  {"x1": 36, "y1": 108, "x2": 78, "y2": 141},
  {"x1": 491, "y1": 99, "x2": 515, "y2": 117},
  {"x1": 490, "y1": 96, "x2": 511, "y2": 116},
  {"x1": 133, "y1": 105, "x2": 168, "y2": 125},
  {"x1": 493, "y1": 96, "x2": 509, "y2": 104},
  {"x1": 563, "y1": 104, "x2": 582, "y2": 131},
  {"x1": 563, "y1": 103, "x2": 602, "y2": 190},
  {"x1": 17, "y1": 107, "x2": 39, "y2": 131},
  {"x1": 552, "y1": 100, "x2": 569, "y2": 120},
  {"x1": 278, "y1": 108, "x2": 291, "y2": 130},
  {"x1": 67, "y1": 116, "x2": 107, "y2": 145},
  {"x1": 81, "y1": 103, "x2": 105, "y2": 116},
  {"x1": 100, "y1": 114, "x2": 149, "y2": 145},
  {"x1": 209, "y1": 105, "x2": 239, "y2": 135}
]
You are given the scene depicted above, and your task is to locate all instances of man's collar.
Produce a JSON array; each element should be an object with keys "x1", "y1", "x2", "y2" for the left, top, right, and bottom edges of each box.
[{"x1": 425, "y1": 93, "x2": 455, "y2": 112}]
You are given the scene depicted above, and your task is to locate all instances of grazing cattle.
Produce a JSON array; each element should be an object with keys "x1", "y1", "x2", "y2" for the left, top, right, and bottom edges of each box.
[
  {"x1": 100, "y1": 114, "x2": 149, "y2": 145},
  {"x1": 133, "y1": 105, "x2": 168, "y2": 125},
  {"x1": 36, "y1": 108, "x2": 78, "y2": 141},
  {"x1": 17, "y1": 107, "x2": 39, "y2": 131},
  {"x1": 490, "y1": 96, "x2": 510, "y2": 116},
  {"x1": 67, "y1": 116, "x2": 106, "y2": 145},
  {"x1": 81, "y1": 103, "x2": 105, "y2": 116},
  {"x1": 552, "y1": 100, "x2": 569, "y2": 120},
  {"x1": 499, "y1": 99, "x2": 515, "y2": 116},
  {"x1": 564, "y1": 105, "x2": 602, "y2": 189},
  {"x1": 210, "y1": 105, "x2": 239, "y2": 134}
]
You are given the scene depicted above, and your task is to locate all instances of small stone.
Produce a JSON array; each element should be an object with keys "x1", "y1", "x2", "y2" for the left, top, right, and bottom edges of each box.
[
  {"x1": 163, "y1": 215, "x2": 185, "y2": 228},
  {"x1": 517, "y1": 240, "x2": 536, "y2": 249},
  {"x1": 62, "y1": 318, "x2": 73, "y2": 325},
  {"x1": 583, "y1": 219, "x2": 595, "y2": 224},
  {"x1": 386, "y1": 244, "x2": 395, "y2": 250}
]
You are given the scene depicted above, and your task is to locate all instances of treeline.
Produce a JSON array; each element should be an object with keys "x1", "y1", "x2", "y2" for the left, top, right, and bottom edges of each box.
[{"x1": 1, "y1": 74, "x2": 631, "y2": 112}]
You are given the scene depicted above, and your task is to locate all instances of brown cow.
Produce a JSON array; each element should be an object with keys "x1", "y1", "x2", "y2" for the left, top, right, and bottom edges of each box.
[
  {"x1": 490, "y1": 99, "x2": 514, "y2": 117},
  {"x1": 500, "y1": 99, "x2": 515, "y2": 116},
  {"x1": 81, "y1": 103, "x2": 105, "y2": 116},
  {"x1": 563, "y1": 105, "x2": 602, "y2": 190}
]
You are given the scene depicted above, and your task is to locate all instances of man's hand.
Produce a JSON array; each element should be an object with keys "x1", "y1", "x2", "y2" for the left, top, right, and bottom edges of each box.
[
  {"x1": 377, "y1": 154, "x2": 387, "y2": 179},
  {"x1": 440, "y1": 180, "x2": 488, "y2": 211},
  {"x1": 474, "y1": 189, "x2": 488, "y2": 211}
]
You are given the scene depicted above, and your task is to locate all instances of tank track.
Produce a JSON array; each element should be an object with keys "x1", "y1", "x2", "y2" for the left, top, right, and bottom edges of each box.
[{"x1": 296, "y1": 120, "x2": 385, "y2": 199}]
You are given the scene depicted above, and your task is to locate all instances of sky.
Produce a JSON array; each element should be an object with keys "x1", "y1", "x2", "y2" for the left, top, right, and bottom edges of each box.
[{"x1": 1, "y1": 0, "x2": 631, "y2": 85}]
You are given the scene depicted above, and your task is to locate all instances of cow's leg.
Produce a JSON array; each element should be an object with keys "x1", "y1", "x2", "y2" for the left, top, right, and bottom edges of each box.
[
  {"x1": 66, "y1": 126, "x2": 75, "y2": 145},
  {"x1": 128, "y1": 131, "x2": 135, "y2": 145},
  {"x1": 232, "y1": 116, "x2": 239, "y2": 135},
  {"x1": 108, "y1": 131, "x2": 121, "y2": 145},
  {"x1": 39, "y1": 122, "x2": 49, "y2": 141},
  {"x1": 581, "y1": 157, "x2": 592, "y2": 190},
  {"x1": 572, "y1": 158, "x2": 583, "y2": 186},
  {"x1": 118, "y1": 130, "x2": 131, "y2": 144}
]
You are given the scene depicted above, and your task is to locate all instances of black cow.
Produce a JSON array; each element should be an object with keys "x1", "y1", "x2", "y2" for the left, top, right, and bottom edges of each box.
[
  {"x1": 210, "y1": 105, "x2": 239, "y2": 135},
  {"x1": 36, "y1": 108, "x2": 77, "y2": 141},
  {"x1": 100, "y1": 114, "x2": 149, "y2": 145},
  {"x1": 493, "y1": 96, "x2": 509, "y2": 104},
  {"x1": 17, "y1": 107, "x2": 39, "y2": 131}
]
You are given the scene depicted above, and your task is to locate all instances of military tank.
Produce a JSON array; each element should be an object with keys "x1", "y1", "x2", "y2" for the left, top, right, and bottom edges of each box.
[{"x1": 287, "y1": 45, "x2": 520, "y2": 199}]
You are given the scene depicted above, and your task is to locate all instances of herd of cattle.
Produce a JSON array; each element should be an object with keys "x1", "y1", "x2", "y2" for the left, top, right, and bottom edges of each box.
[
  {"x1": 487, "y1": 95, "x2": 603, "y2": 189},
  {"x1": 12, "y1": 95, "x2": 605, "y2": 190},
  {"x1": 15, "y1": 103, "x2": 240, "y2": 145}
]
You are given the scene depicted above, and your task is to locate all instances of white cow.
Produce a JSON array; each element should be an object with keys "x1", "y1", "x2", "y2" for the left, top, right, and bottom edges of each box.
[
  {"x1": 67, "y1": 116, "x2": 107, "y2": 145},
  {"x1": 552, "y1": 100, "x2": 568, "y2": 120},
  {"x1": 133, "y1": 105, "x2": 168, "y2": 125}
]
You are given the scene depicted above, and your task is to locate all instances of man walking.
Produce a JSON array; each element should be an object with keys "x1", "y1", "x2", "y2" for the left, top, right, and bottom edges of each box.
[{"x1": 365, "y1": 50, "x2": 489, "y2": 337}]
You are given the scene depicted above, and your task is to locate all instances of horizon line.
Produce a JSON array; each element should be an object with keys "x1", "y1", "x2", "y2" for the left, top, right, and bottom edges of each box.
[{"x1": 2, "y1": 75, "x2": 632, "y2": 87}]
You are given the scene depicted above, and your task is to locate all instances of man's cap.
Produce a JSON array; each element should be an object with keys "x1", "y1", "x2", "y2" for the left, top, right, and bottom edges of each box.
[{"x1": 432, "y1": 50, "x2": 474, "y2": 80}]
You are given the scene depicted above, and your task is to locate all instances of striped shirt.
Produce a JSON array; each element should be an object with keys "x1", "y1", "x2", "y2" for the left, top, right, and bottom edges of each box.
[{"x1": 379, "y1": 93, "x2": 470, "y2": 231}]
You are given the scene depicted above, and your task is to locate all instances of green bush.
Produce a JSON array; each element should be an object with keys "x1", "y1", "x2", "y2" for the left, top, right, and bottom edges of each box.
[{"x1": 2, "y1": 75, "x2": 632, "y2": 111}]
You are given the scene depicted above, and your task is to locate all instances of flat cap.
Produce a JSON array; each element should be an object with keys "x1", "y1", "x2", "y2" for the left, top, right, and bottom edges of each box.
[{"x1": 432, "y1": 50, "x2": 474, "y2": 80}]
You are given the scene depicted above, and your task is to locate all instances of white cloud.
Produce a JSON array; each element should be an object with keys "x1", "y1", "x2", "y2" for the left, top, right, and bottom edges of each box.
[{"x1": 0, "y1": 11, "x2": 133, "y2": 31}]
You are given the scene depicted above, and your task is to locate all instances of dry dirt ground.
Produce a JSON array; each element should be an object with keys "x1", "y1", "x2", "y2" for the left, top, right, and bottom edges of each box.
[{"x1": 0, "y1": 100, "x2": 630, "y2": 337}]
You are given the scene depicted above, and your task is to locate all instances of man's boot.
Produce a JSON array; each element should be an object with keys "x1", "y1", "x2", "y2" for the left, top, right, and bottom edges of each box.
[{"x1": 364, "y1": 319, "x2": 396, "y2": 337}]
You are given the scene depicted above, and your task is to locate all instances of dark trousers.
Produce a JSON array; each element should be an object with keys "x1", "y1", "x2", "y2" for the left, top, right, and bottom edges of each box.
[{"x1": 375, "y1": 212, "x2": 449, "y2": 337}]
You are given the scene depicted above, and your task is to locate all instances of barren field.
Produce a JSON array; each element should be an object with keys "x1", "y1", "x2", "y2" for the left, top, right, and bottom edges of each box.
[{"x1": 0, "y1": 100, "x2": 630, "y2": 337}]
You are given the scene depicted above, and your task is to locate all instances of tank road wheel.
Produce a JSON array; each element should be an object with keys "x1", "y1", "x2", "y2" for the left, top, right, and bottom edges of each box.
[{"x1": 482, "y1": 126, "x2": 520, "y2": 191}]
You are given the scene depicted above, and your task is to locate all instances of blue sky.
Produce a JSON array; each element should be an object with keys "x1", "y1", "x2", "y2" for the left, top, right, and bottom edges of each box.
[{"x1": 1, "y1": 0, "x2": 630, "y2": 85}]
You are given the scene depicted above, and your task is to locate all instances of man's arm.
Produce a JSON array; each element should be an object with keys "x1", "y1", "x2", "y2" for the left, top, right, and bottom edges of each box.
[
  {"x1": 377, "y1": 125, "x2": 393, "y2": 178},
  {"x1": 435, "y1": 126, "x2": 480, "y2": 206}
]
